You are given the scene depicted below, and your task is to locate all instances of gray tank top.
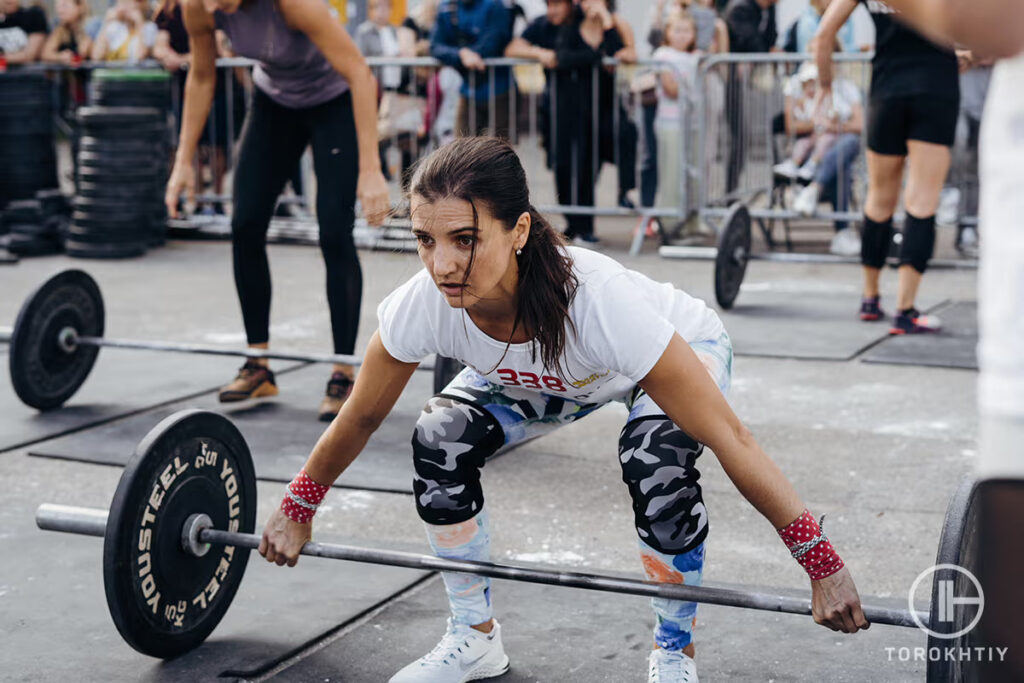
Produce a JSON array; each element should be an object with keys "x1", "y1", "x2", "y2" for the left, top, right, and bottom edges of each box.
[{"x1": 215, "y1": 0, "x2": 348, "y2": 109}]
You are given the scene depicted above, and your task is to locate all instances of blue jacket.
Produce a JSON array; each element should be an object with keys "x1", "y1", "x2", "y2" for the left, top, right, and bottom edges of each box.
[{"x1": 430, "y1": 0, "x2": 512, "y2": 101}]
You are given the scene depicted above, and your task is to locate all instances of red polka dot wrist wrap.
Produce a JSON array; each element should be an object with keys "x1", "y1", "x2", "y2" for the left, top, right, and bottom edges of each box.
[
  {"x1": 777, "y1": 509, "x2": 844, "y2": 580},
  {"x1": 280, "y1": 470, "x2": 330, "y2": 524}
]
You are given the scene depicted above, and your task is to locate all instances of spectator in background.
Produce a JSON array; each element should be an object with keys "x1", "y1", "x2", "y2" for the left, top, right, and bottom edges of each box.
[
  {"x1": 398, "y1": 0, "x2": 438, "y2": 53},
  {"x1": 0, "y1": 0, "x2": 47, "y2": 64},
  {"x1": 504, "y1": 0, "x2": 572, "y2": 170},
  {"x1": 652, "y1": 11, "x2": 701, "y2": 225},
  {"x1": 357, "y1": 0, "x2": 410, "y2": 179},
  {"x1": 786, "y1": 62, "x2": 865, "y2": 255},
  {"x1": 42, "y1": 0, "x2": 91, "y2": 64},
  {"x1": 641, "y1": 0, "x2": 727, "y2": 233},
  {"x1": 431, "y1": 0, "x2": 513, "y2": 138},
  {"x1": 723, "y1": 0, "x2": 778, "y2": 194},
  {"x1": 782, "y1": 0, "x2": 857, "y2": 53},
  {"x1": 91, "y1": 0, "x2": 156, "y2": 62},
  {"x1": 550, "y1": 0, "x2": 637, "y2": 244},
  {"x1": 949, "y1": 59, "x2": 993, "y2": 257}
]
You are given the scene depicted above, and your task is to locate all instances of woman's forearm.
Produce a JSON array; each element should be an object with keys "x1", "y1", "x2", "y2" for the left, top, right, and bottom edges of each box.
[
  {"x1": 715, "y1": 426, "x2": 806, "y2": 528},
  {"x1": 347, "y1": 64, "x2": 383, "y2": 173},
  {"x1": 303, "y1": 413, "x2": 380, "y2": 485},
  {"x1": 175, "y1": 68, "x2": 216, "y2": 163}
]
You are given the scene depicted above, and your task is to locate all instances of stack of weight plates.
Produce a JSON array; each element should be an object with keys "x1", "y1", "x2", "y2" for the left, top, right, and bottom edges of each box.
[
  {"x1": 0, "y1": 74, "x2": 59, "y2": 205},
  {"x1": 2, "y1": 190, "x2": 70, "y2": 257},
  {"x1": 89, "y1": 68, "x2": 172, "y2": 110},
  {"x1": 72, "y1": 106, "x2": 170, "y2": 258}
]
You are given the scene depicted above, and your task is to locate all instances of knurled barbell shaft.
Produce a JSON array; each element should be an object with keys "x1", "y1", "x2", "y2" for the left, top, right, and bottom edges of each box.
[
  {"x1": 0, "y1": 327, "x2": 422, "y2": 369},
  {"x1": 36, "y1": 503, "x2": 927, "y2": 629}
]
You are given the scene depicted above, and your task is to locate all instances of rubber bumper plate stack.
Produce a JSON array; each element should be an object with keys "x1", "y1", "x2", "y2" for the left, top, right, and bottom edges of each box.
[
  {"x1": 0, "y1": 74, "x2": 59, "y2": 206},
  {"x1": 72, "y1": 105, "x2": 171, "y2": 258}
]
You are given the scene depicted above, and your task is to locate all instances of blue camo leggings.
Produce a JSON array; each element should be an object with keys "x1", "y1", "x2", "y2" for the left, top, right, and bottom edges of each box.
[{"x1": 411, "y1": 333, "x2": 732, "y2": 651}]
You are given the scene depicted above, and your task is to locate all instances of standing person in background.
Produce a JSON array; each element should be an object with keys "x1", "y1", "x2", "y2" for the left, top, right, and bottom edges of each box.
[
  {"x1": 550, "y1": 0, "x2": 637, "y2": 245},
  {"x1": 165, "y1": 0, "x2": 390, "y2": 421},
  {"x1": 723, "y1": 0, "x2": 778, "y2": 195},
  {"x1": 91, "y1": 0, "x2": 157, "y2": 62},
  {"x1": 41, "y1": 0, "x2": 91, "y2": 64},
  {"x1": 430, "y1": 0, "x2": 513, "y2": 139},
  {"x1": 950, "y1": 59, "x2": 993, "y2": 257},
  {"x1": 0, "y1": 0, "x2": 47, "y2": 64},
  {"x1": 398, "y1": 0, "x2": 438, "y2": 55},
  {"x1": 652, "y1": 11, "x2": 701, "y2": 225},
  {"x1": 356, "y1": 0, "x2": 406, "y2": 179},
  {"x1": 783, "y1": 0, "x2": 858, "y2": 53},
  {"x1": 814, "y1": 0, "x2": 959, "y2": 334}
]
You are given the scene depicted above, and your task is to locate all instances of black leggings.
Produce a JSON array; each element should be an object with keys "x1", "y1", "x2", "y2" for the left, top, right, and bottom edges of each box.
[{"x1": 231, "y1": 88, "x2": 361, "y2": 354}]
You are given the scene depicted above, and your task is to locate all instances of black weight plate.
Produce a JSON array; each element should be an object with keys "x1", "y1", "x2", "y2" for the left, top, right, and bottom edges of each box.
[
  {"x1": 78, "y1": 135, "x2": 167, "y2": 153},
  {"x1": 72, "y1": 212, "x2": 155, "y2": 231},
  {"x1": 4, "y1": 199, "x2": 43, "y2": 222},
  {"x1": 103, "y1": 410, "x2": 257, "y2": 659},
  {"x1": 433, "y1": 356, "x2": 466, "y2": 394},
  {"x1": 713, "y1": 202, "x2": 751, "y2": 310},
  {"x1": 77, "y1": 151, "x2": 167, "y2": 171},
  {"x1": 76, "y1": 182, "x2": 162, "y2": 202},
  {"x1": 91, "y1": 94, "x2": 170, "y2": 110},
  {"x1": 77, "y1": 106, "x2": 164, "y2": 122},
  {"x1": 77, "y1": 167, "x2": 165, "y2": 185},
  {"x1": 67, "y1": 225, "x2": 154, "y2": 244},
  {"x1": 0, "y1": 116, "x2": 54, "y2": 136},
  {"x1": 925, "y1": 478, "x2": 983, "y2": 683},
  {"x1": 6, "y1": 232, "x2": 62, "y2": 256},
  {"x1": 8, "y1": 269, "x2": 104, "y2": 410},
  {"x1": 73, "y1": 197, "x2": 166, "y2": 213},
  {"x1": 36, "y1": 188, "x2": 70, "y2": 215},
  {"x1": 65, "y1": 239, "x2": 147, "y2": 259},
  {"x1": 8, "y1": 221, "x2": 53, "y2": 237}
]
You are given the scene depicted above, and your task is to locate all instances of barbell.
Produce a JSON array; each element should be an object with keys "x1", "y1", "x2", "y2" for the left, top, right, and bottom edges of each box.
[
  {"x1": 2, "y1": 269, "x2": 465, "y2": 410},
  {"x1": 34, "y1": 409, "x2": 983, "y2": 680}
]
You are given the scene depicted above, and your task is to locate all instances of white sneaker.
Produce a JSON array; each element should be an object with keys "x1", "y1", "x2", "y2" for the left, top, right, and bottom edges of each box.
[
  {"x1": 936, "y1": 187, "x2": 961, "y2": 226},
  {"x1": 957, "y1": 226, "x2": 979, "y2": 257},
  {"x1": 648, "y1": 648, "x2": 699, "y2": 683},
  {"x1": 772, "y1": 159, "x2": 800, "y2": 179},
  {"x1": 797, "y1": 159, "x2": 818, "y2": 182},
  {"x1": 792, "y1": 183, "x2": 821, "y2": 216},
  {"x1": 829, "y1": 228, "x2": 861, "y2": 256},
  {"x1": 389, "y1": 618, "x2": 510, "y2": 683}
]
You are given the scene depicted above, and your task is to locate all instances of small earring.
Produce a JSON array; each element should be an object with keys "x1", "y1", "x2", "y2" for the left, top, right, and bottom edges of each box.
[{"x1": 516, "y1": 247, "x2": 522, "y2": 256}]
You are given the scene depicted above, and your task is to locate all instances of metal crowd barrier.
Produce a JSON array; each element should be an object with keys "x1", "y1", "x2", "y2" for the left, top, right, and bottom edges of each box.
[{"x1": 0, "y1": 53, "x2": 981, "y2": 255}]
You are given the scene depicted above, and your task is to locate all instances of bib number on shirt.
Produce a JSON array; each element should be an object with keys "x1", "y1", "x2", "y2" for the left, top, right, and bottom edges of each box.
[{"x1": 495, "y1": 368, "x2": 567, "y2": 392}]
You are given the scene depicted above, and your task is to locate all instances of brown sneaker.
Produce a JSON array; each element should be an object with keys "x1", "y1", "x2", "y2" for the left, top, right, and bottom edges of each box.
[
  {"x1": 218, "y1": 360, "x2": 279, "y2": 402},
  {"x1": 318, "y1": 372, "x2": 354, "y2": 422}
]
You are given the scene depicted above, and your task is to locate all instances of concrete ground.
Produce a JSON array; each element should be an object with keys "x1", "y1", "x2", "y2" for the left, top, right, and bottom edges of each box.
[{"x1": 0, "y1": 216, "x2": 978, "y2": 682}]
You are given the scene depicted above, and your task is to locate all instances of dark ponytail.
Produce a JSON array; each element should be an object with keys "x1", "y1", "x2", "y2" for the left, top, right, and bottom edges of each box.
[{"x1": 407, "y1": 137, "x2": 579, "y2": 376}]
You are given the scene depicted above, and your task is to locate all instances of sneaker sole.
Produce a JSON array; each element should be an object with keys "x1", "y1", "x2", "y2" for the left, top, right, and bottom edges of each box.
[
  {"x1": 218, "y1": 381, "x2": 279, "y2": 403},
  {"x1": 860, "y1": 313, "x2": 882, "y2": 321},
  {"x1": 462, "y1": 656, "x2": 510, "y2": 682}
]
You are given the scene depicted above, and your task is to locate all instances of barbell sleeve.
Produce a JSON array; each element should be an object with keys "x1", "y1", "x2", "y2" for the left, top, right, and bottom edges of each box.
[{"x1": 36, "y1": 504, "x2": 927, "y2": 629}]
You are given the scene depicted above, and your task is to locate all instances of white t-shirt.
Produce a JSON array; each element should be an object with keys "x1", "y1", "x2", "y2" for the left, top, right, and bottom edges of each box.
[
  {"x1": 378, "y1": 246, "x2": 724, "y2": 403},
  {"x1": 652, "y1": 46, "x2": 699, "y2": 124}
]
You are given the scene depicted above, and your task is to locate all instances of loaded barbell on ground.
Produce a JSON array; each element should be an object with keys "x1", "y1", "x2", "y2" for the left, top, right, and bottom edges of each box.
[
  {"x1": 34, "y1": 409, "x2": 983, "y2": 680},
  {"x1": 1, "y1": 270, "x2": 465, "y2": 410}
]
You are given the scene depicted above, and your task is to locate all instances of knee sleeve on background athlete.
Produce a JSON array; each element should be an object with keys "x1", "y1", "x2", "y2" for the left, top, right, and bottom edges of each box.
[
  {"x1": 860, "y1": 216, "x2": 894, "y2": 269},
  {"x1": 412, "y1": 395, "x2": 504, "y2": 525},
  {"x1": 899, "y1": 213, "x2": 936, "y2": 274}
]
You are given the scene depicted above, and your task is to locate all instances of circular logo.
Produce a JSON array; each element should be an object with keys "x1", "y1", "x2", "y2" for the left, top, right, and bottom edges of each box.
[{"x1": 909, "y1": 563, "x2": 984, "y2": 639}]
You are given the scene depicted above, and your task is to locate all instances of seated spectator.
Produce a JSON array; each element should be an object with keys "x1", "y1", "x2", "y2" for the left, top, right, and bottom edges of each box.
[
  {"x1": 787, "y1": 64, "x2": 865, "y2": 256},
  {"x1": 430, "y1": 0, "x2": 513, "y2": 139},
  {"x1": 41, "y1": 0, "x2": 90, "y2": 64},
  {"x1": 90, "y1": 0, "x2": 156, "y2": 62},
  {"x1": 0, "y1": 0, "x2": 47, "y2": 64},
  {"x1": 772, "y1": 62, "x2": 832, "y2": 182}
]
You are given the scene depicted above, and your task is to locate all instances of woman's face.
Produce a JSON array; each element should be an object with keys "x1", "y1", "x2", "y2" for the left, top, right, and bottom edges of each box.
[
  {"x1": 411, "y1": 195, "x2": 526, "y2": 311},
  {"x1": 56, "y1": 0, "x2": 83, "y2": 24},
  {"x1": 667, "y1": 19, "x2": 696, "y2": 51},
  {"x1": 372, "y1": 0, "x2": 391, "y2": 25},
  {"x1": 202, "y1": 0, "x2": 243, "y2": 15},
  {"x1": 546, "y1": 0, "x2": 571, "y2": 25}
]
